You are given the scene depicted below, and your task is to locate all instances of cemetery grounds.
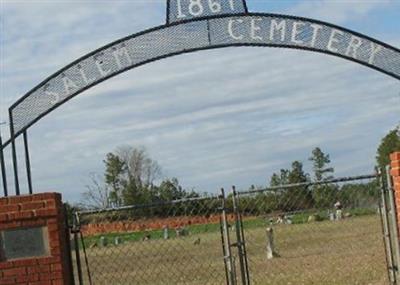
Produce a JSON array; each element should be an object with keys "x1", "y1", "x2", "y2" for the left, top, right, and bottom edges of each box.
[{"x1": 74, "y1": 213, "x2": 388, "y2": 285}]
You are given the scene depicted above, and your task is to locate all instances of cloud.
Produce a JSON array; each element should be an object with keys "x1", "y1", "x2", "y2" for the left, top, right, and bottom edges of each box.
[
  {"x1": 287, "y1": 0, "x2": 394, "y2": 24},
  {"x1": 1, "y1": 1, "x2": 399, "y2": 201}
]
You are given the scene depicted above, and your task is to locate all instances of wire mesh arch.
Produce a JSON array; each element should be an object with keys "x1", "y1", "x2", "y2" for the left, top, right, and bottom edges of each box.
[{"x1": 5, "y1": 13, "x2": 400, "y2": 143}]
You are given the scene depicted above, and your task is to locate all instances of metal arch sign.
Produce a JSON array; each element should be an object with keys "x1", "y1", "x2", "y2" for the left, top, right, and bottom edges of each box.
[{"x1": 8, "y1": 0, "x2": 400, "y2": 139}]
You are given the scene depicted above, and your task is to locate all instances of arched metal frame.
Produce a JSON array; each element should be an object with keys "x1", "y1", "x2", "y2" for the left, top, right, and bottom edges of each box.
[{"x1": 1, "y1": 5, "x2": 399, "y2": 197}]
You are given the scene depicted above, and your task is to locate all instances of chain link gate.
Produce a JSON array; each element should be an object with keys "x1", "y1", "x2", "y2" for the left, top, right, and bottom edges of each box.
[
  {"x1": 71, "y1": 195, "x2": 233, "y2": 285},
  {"x1": 380, "y1": 166, "x2": 400, "y2": 284},
  {"x1": 225, "y1": 171, "x2": 397, "y2": 285}
]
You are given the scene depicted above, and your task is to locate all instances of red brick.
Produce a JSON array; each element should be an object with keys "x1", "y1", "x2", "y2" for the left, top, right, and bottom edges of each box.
[
  {"x1": 16, "y1": 273, "x2": 40, "y2": 283},
  {"x1": 27, "y1": 266, "x2": 41, "y2": 274},
  {"x1": 2, "y1": 266, "x2": 26, "y2": 277},
  {"x1": 0, "y1": 192, "x2": 67, "y2": 285},
  {"x1": 50, "y1": 246, "x2": 61, "y2": 256},
  {"x1": 0, "y1": 220, "x2": 22, "y2": 231},
  {"x1": 39, "y1": 272, "x2": 52, "y2": 281},
  {"x1": 7, "y1": 195, "x2": 32, "y2": 204},
  {"x1": 390, "y1": 152, "x2": 400, "y2": 161},
  {"x1": 0, "y1": 276, "x2": 16, "y2": 285},
  {"x1": 45, "y1": 200, "x2": 57, "y2": 209},
  {"x1": 38, "y1": 257, "x2": 60, "y2": 265},
  {"x1": 0, "y1": 198, "x2": 8, "y2": 206},
  {"x1": 9, "y1": 210, "x2": 34, "y2": 220},
  {"x1": 22, "y1": 219, "x2": 46, "y2": 227},
  {"x1": 38, "y1": 265, "x2": 50, "y2": 273},
  {"x1": 51, "y1": 279, "x2": 64, "y2": 285},
  {"x1": 29, "y1": 280, "x2": 52, "y2": 285},
  {"x1": 0, "y1": 262, "x2": 13, "y2": 270},
  {"x1": 32, "y1": 193, "x2": 61, "y2": 201},
  {"x1": 50, "y1": 264, "x2": 62, "y2": 272},
  {"x1": 0, "y1": 204, "x2": 19, "y2": 213},
  {"x1": 49, "y1": 229, "x2": 60, "y2": 240},
  {"x1": 46, "y1": 219, "x2": 58, "y2": 225},
  {"x1": 21, "y1": 201, "x2": 46, "y2": 211},
  {"x1": 35, "y1": 209, "x2": 58, "y2": 218},
  {"x1": 391, "y1": 167, "x2": 400, "y2": 177},
  {"x1": 49, "y1": 271, "x2": 63, "y2": 279},
  {"x1": 13, "y1": 258, "x2": 38, "y2": 267},
  {"x1": 0, "y1": 213, "x2": 8, "y2": 222},
  {"x1": 47, "y1": 223, "x2": 59, "y2": 232},
  {"x1": 49, "y1": 237, "x2": 60, "y2": 248}
]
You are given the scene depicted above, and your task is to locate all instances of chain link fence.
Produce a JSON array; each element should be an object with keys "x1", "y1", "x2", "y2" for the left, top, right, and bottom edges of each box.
[
  {"x1": 71, "y1": 173, "x2": 393, "y2": 285},
  {"x1": 72, "y1": 196, "x2": 228, "y2": 285},
  {"x1": 232, "y1": 174, "x2": 389, "y2": 285}
]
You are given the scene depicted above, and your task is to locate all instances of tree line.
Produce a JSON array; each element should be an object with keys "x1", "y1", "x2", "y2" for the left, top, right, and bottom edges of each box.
[{"x1": 76, "y1": 128, "x2": 400, "y2": 219}]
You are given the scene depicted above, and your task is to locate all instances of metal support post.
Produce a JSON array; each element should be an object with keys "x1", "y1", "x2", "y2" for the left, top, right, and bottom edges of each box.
[
  {"x1": 23, "y1": 131, "x2": 33, "y2": 194},
  {"x1": 9, "y1": 111, "x2": 20, "y2": 195},
  {"x1": 73, "y1": 213, "x2": 84, "y2": 285},
  {"x1": 386, "y1": 165, "x2": 400, "y2": 280},
  {"x1": 0, "y1": 128, "x2": 8, "y2": 196},
  {"x1": 231, "y1": 186, "x2": 250, "y2": 285},
  {"x1": 221, "y1": 188, "x2": 237, "y2": 285},
  {"x1": 379, "y1": 169, "x2": 397, "y2": 284}
]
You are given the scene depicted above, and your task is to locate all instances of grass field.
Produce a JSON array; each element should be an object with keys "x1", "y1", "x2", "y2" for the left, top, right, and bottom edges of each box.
[{"x1": 74, "y1": 214, "x2": 388, "y2": 285}]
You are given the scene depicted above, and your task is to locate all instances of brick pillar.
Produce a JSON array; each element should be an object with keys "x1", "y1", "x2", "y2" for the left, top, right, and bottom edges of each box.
[
  {"x1": 0, "y1": 193, "x2": 72, "y2": 285},
  {"x1": 390, "y1": 152, "x2": 400, "y2": 230}
]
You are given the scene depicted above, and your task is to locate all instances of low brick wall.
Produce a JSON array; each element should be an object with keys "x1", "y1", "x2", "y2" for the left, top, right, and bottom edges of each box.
[
  {"x1": 81, "y1": 214, "x2": 235, "y2": 236},
  {"x1": 0, "y1": 193, "x2": 71, "y2": 285}
]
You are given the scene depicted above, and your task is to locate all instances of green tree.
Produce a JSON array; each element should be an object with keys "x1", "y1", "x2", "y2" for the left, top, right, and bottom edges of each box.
[
  {"x1": 270, "y1": 169, "x2": 290, "y2": 187},
  {"x1": 376, "y1": 129, "x2": 400, "y2": 170},
  {"x1": 158, "y1": 178, "x2": 186, "y2": 201},
  {"x1": 288, "y1": 161, "x2": 309, "y2": 184},
  {"x1": 104, "y1": 153, "x2": 126, "y2": 206},
  {"x1": 115, "y1": 146, "x2": 162, "y2": 206},
  {"x1": 308, "y1": 147, "x2": 336, "y2": 209},
  {"x1": 308, "y1": 147, "x2": 334, "y2": 182},
  {"x1": 281, "y1": 161, "x2": 313, "y2": 211}
]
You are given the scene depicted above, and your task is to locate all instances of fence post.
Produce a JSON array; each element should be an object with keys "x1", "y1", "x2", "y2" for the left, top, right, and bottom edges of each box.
[
  {"x1": 231, "y1": 186, "x2": 250, "y2": 285},
  {"x1": 0, "y1": 129, "x2": 8, "y2": 197},
  {"x1": 379, "y1": 168, "x2": 397, "y2": 284},
  {"x1": 73, "y1": 213, "x2": 84, "y2": 285},
  {"x1": 220, "y1": 188, "x2": 237, "y2": 285},
  {"x1": 266, "y1": 227, "x2": 278, "y2": 260}
]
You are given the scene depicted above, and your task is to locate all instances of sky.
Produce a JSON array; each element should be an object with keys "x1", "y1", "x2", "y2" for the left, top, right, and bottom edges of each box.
[{"x1": 0, "y1": 0, "x2": 399, "y2": 203}]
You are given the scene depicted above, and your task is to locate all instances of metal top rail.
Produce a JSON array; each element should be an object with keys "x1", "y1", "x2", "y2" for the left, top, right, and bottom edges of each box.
[
  {"x1": 236, "y1": 173, "x2": 380, "y2": 196},
  {"x1": 77, "y1": 194, "x2": 221, "y2": 216}
]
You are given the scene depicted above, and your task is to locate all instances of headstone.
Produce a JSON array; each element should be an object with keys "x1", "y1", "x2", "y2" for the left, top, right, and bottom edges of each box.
[
  {"x1": 114, "y1": 237, "x2": 122, "y2": 246},
  {"x1": 336, "y1": 210, "x2": 343, "y2": 221},
  {"x1": 99, "y1": 236, "x2": 107, "y2": 247},
  {"x1": 176, "y1": 226, "x2": 188, "y2": 237},
  {"x1": 266, "y1": 227, "x2": 279, "y2": 260},
  {"x1": 329, "y1": 212, "x2": 335, "y2": 221},
  {"x1": 308, "y1": 215, "x2": 316, "y2": 223},
  {"x1": 163, "y1": 226, "x2": 169, "y2": 240}
]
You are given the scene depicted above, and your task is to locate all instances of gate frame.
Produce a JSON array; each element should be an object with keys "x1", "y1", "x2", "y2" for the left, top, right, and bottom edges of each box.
[
  {"x1": 229, "y1": 171, "x2": 398, "y2": 284},
  {"x1": 385, "y1": 165, "x2": 400, "y2": 283}
]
